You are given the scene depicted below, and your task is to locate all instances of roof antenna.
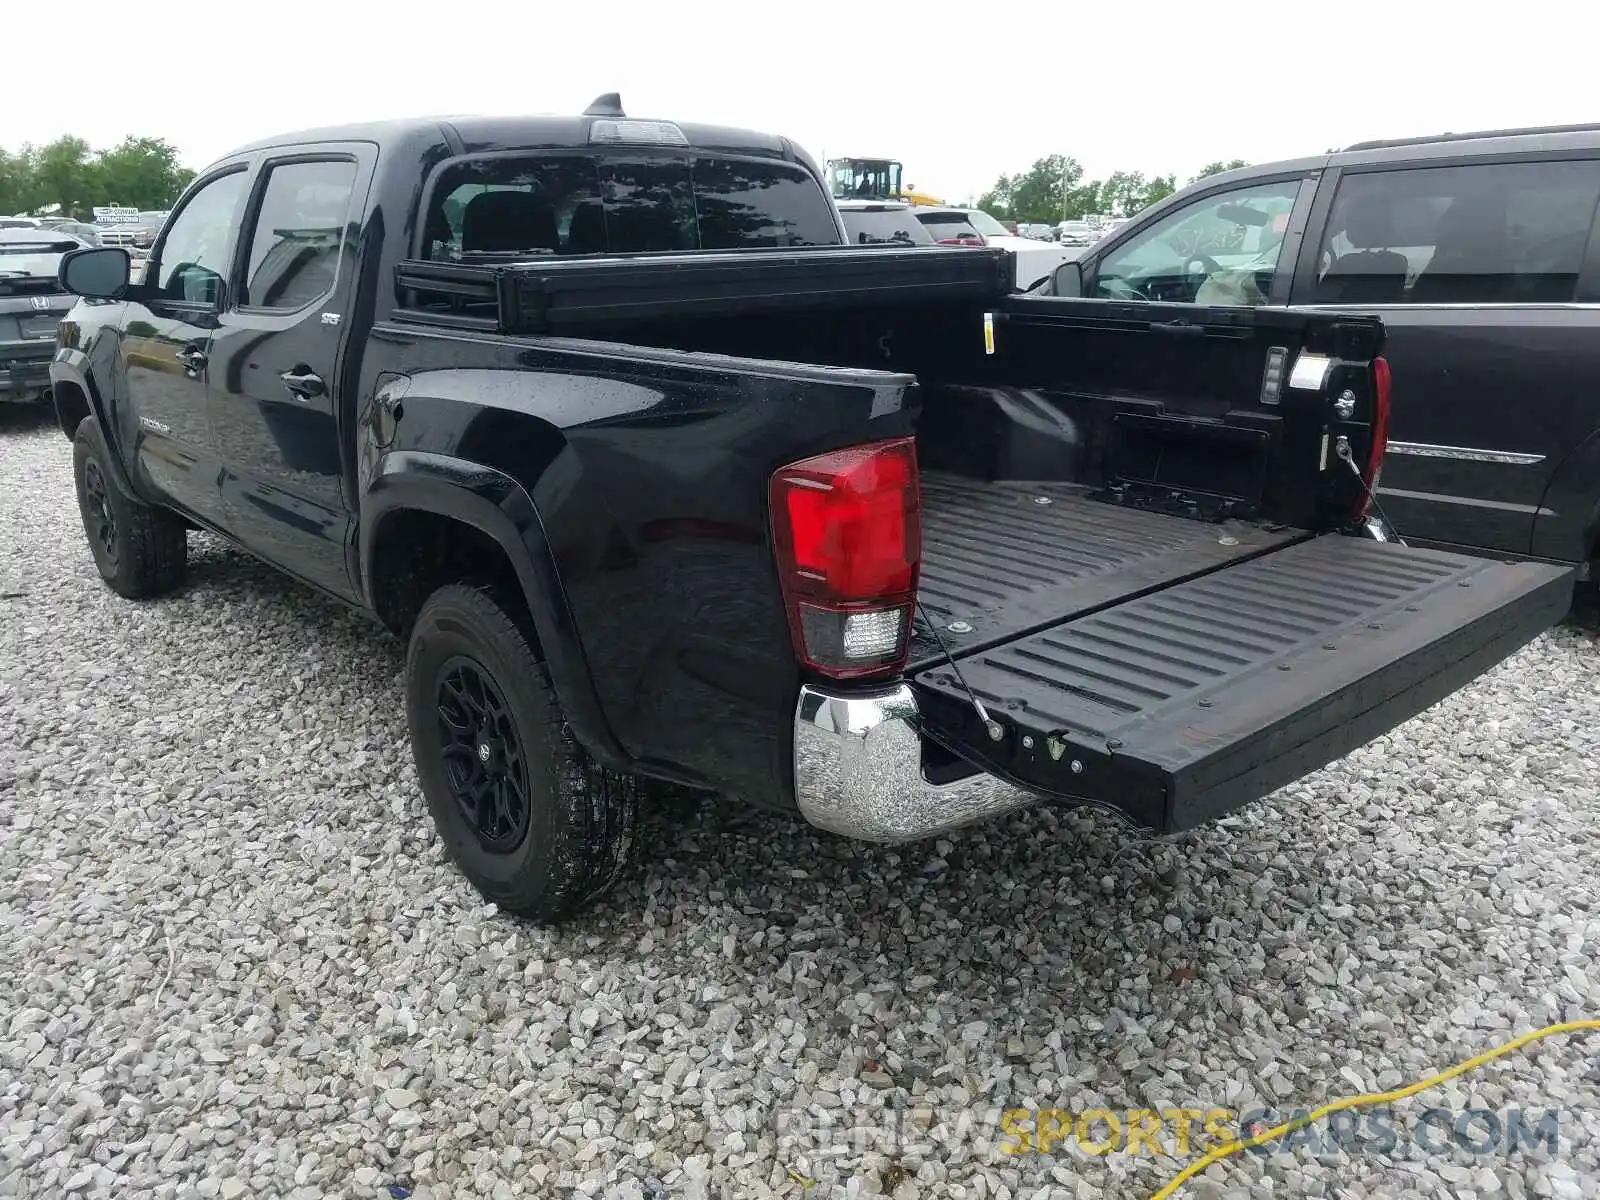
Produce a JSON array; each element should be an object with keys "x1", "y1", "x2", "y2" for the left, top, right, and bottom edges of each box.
[{"x1": 583, "y1": 93, "x2": 625, "y2": 118}]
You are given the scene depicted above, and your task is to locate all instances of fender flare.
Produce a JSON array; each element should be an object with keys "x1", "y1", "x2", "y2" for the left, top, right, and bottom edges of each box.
[
  {"x1": 1530, "y1": 425, "x2": 1600, "y2": 566},
  {"x1": 49, "y1": 354, "x2": 144, "y2": 500},
  {"x1": 360, "y1": 450, "x2": 631, "y2": 774}
]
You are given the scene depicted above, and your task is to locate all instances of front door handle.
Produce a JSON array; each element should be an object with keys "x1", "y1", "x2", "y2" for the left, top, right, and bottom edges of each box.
[
  {"x1": 174, "y1": 345, "x2": 207, "y2": 373},
  {"x1": 279, "y1": 367, "x2": 325, "y2": 399}
]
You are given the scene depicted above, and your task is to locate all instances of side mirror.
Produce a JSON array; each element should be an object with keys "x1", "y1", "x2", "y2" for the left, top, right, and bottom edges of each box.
[
  {"x1": 59, "y1": 247, "x2": 132, "y2": 300},
  {"x1": 1051, "y1": 259, "x2": 1084, "y2": 297}
]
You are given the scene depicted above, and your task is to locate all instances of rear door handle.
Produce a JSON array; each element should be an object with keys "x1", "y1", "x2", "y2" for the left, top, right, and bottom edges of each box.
[
  {"x1": 174, "y1": 345, "x2": 208, "y2": 371},
  {"x1": 279, "y1": 368, "x2": 326, "y2": 399}
]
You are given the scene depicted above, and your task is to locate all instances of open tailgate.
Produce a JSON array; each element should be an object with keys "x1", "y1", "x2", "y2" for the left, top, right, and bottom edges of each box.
[{"x1": 911, "y1": 536, "x2": 1572, "y2": 831}]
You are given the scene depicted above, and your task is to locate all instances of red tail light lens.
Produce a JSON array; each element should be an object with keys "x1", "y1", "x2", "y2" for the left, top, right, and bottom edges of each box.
[
  {"x1": 1355, "y1": 355, "x2": 1392, "y2": 520},
  {"x1": 770, "y1": 437, "x2": 921, "y2": 679}
]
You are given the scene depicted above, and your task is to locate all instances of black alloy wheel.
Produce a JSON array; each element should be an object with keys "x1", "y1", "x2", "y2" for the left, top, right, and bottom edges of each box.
[
  {"x1": 434, "y1": 655, "x2": 532, "y2": 854},
  {"x1": 81, "y1": 458, "x2": 118, "y2": 567},
  {"x1": 404, "y1": 583, "x2": 639, "y2": 922}
]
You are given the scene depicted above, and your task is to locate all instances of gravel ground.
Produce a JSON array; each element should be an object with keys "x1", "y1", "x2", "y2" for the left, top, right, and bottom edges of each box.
[{"x1": 2, "y1": 405, "x2": 1599, "y2": 1200}]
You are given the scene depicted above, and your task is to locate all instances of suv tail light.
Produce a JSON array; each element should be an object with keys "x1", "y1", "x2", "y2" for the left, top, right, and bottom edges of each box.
[
  {"x1": 769, "y1": 437, "x2": 921, "y2": 679},
  {"x1": 1354, "y1": 355, "x2": 1392, "y2": 520}
]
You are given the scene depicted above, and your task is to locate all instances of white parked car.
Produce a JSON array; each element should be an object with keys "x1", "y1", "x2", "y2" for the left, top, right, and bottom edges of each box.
[
  {"x1": 1057, "y1": 219, "x2": 1096, "y2": 246},
  {"x1": 911, "y1": 207, "x2": 1075, "y2": 290}
]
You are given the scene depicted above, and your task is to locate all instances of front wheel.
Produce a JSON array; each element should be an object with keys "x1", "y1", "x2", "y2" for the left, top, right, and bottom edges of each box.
[
  {"x1": 404, "y1": 584, "x2": 638, "y2": 922},
  {"x1": 72, "y1": 417, "x2": 187, "y2": 598}
]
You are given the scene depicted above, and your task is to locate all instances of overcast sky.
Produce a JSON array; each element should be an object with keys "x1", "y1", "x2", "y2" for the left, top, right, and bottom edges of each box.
[{"x1": 9, "y1": 1, "x2": 1597, "y2": 203}]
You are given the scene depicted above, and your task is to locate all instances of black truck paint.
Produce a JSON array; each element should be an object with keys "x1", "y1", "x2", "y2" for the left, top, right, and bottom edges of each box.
[{"x1": 49, "y1": 103, "x2": 1575, "y2": 921}]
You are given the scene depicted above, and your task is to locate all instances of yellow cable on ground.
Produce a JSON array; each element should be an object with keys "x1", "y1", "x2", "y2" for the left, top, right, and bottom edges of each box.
[{"x1": 1152, "y1": 1018, "x2": 1600, "y2": 1200}]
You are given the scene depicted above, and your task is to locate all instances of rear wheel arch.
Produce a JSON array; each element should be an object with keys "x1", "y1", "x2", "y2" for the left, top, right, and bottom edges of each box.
[
  {"x1": 367, "y1": 507, "x2": 527, "y2": 641},
  {"x1": 360, "y1": 457, "x2": 630, "y2": 773}
]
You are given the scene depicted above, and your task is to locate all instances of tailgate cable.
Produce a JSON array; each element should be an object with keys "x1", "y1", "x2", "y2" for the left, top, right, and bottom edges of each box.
[
  {"x1": 1334, "y1": 435, "x2": 1408, "y2": 547},
  {"x1": 915, "y1": 601, "x2": 1002, "y2": 740}
]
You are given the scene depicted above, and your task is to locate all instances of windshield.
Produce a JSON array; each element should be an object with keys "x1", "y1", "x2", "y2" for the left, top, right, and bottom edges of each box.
[
  {"x1": 828, "y1": 159, "x2": 903, "y2": 201},
  {"x1": 0, "y1": 240, "x2": 74, "y2": 277},
  {"x1": 838, "y1": 207, "x2": 933, "y2": 245}
]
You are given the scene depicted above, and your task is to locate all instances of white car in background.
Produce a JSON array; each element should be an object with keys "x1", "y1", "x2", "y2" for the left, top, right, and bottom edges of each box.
[
  {"x1": 912, "y1": 207, "x2": 1075, "y2": 290},
  {"x1": 1057, "y1": 219, "x2": 1096, "y2": 246}
]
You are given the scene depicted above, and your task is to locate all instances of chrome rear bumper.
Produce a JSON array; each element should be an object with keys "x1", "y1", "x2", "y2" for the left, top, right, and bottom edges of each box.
[{"x1": 793, "y1": 683, "x2": 1032, "y2": 842}]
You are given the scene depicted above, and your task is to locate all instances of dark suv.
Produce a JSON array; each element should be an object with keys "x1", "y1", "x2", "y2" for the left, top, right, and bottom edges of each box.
[
  {"x1": 1049, "y1": 123, "x2": 1600, "y2": 581},
  {"x1": 1, "y1": 228, "x2": 85, "y2": 404}
]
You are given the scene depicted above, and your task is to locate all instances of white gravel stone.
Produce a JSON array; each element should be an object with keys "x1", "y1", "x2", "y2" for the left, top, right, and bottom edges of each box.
[{"x1": 3, "y1": 407, "x2": 1599, "y2": 1199}]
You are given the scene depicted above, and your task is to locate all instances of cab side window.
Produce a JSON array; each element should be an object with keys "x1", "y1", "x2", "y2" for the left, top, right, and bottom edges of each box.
[
  {"x1": 1090, "y1": 179, "x2": 1303, "y2": 307},
  {"x1": 1308, "y1": 160, "x2": 1600, "y2": 305},
  {"x1": 240, "y1": 160, "x2": 358, "y2": 311},
  {"x1": 153, "y1": 171, "x2": 249, "y2": 306}
]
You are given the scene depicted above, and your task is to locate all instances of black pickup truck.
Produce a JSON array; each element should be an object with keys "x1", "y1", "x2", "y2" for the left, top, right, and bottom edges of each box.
[{"x1": 49, "y1": 97, "x2": 1573, "y2": 921}]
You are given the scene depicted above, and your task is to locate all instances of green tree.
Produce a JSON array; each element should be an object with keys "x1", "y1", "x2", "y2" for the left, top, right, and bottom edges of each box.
[
  {"x1": 31, "y1": 136, "x2": 94, "y2": 217},
  {"x1": 0, "y1": 148, "x2": 33, "y2": 215},
  {"x1": 92, "y1": 137, "x2": 194, "y2": 210},
  {"x1": 1191, "y1": 158, "x2": 1249, "y2": 185},
  {"x1": 980, "y1": 154, "x2": 1086, "y2": 224},
  {"x1": 1062, "y1": 179, "x2": 1103, "y2": 220},
  {"x1": 977, "y1": 156, "x2": 1237, "y2": 224},
  {"x1": 1098, "y1": 170, "x2": 1148, "y2": 217},
  {"x1": 1142, "y1": 173, "x2": 1177, "y2": 207},
  {"x1": 0, "y1": 134, "x2": 196, "y2": 218}
]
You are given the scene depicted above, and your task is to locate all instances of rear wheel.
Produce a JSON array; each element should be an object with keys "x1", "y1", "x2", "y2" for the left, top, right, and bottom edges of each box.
[
  {"x1": 404, "y1": 584, "x2": 637, "y2": 922},
  {"x1": 72, "y1": 417, "x2": 187, "y2": 598}
]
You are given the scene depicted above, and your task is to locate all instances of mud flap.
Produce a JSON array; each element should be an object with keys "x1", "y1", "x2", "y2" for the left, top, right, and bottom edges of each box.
[{"x1": 911, "y1": 536, "x2": 1573, "y2": 831}]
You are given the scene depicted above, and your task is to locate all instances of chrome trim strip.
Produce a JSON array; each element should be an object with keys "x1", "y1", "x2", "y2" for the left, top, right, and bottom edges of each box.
[
  {"x1": 794, "y1": 684, "x2": 1031, "y2": 842},
  {"x1": 1375, "y1": 486, "x2": 1553, "y2": 516},
  {"x1": 1386, "y1": 441, "x2": 1545, "y2": 465}
]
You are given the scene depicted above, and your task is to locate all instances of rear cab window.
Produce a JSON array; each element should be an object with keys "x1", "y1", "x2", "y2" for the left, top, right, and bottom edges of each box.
[
  {"x1": 838, "y1": 206, "x2": 935, "y2": 245},
  {"x1": 1305, "y1": 159, "x2": 1600, "y2": 305},
  {"x1": 423, "y1": 152, "x2": 840, "y2": 260},
  {"x1": 914, "y1": 209, "x2": 1012, "y2": 246}
]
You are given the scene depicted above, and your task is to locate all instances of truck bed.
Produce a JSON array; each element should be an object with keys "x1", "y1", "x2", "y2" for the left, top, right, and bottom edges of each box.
[{"x1": 910, "y1": 473, "x2": 1307, "y2": 668}]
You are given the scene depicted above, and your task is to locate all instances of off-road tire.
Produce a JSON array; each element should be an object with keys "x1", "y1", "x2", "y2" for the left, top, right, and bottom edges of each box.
[
  {"x1": 404, "y1": 583, "x2": 638, "y2": 922},
  {"x1": 72, "y1": 417, "x2": 187, "y2": 598}
]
